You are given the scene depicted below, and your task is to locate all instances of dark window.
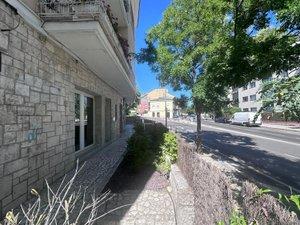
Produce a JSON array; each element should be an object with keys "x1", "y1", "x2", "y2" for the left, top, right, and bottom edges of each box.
[
  {"x1": 75, "y1": 93, "x2": 94, "y2": 151},
  {"x1": 263, "y1": 76, "x2": 272, "y2": 82},
  {"x1": 250, "y1": 82, "x2": 256, "y2": 88},
  {"x1": 115, "y1": 104, "x2": 118, "y2": 123},
  {"x1": 105, "y1": 98, "x2": 112, "y2": 143},
  {"x1": 243, "y1": 108, "x2": 249, "y2": 112},
  {"x1": 119, "y1": 104, "x2": 123, "y2": 133},
  {"x1": 157, "y1": 112, "x2": 160, "y2": 118},
  {"x1": 84, "y1": 96, "x2": 94, "y2": 147},
  {"x1": 152, "y1": 112, "x2": 155, "y2": 117},
  {"x1": 75, "y1": 93, "x2": 80, "y2": 151},
  {"x1": 250, "y1": 94, "x2": 256, "y2": 101},
  {"x1": 242, "y1": 84, "x2": 248, "y2": 90},
  {"x1": 251, "y1": 107, "x2": 257, "y2": 112},
  {"x1": 242, "y1": 96, "x2": 248, "y2": 102}
]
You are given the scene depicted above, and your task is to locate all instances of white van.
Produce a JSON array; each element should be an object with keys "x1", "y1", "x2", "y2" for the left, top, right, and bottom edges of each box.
[{"x1": 230, "y1": 112, "x2": 262, "y2": 126}]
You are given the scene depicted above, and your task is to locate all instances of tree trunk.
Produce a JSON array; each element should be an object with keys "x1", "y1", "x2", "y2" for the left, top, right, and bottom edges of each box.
[{"x1": 194, "y1": 100, "x2": 202, "y2": 152}]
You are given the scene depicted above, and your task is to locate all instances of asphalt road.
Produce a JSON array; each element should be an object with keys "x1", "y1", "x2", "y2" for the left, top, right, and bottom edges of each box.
[{"x1": 149, "y1": 118, "x2": 300, "y2": 193}]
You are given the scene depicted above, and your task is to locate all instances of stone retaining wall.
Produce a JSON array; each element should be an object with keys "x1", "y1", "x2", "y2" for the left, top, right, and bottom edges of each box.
[{"x1": 176, "y1": 136, "x2": 299, "y2": 225}]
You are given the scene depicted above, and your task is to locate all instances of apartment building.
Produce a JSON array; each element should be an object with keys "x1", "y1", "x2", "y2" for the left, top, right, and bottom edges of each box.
[
  {"x1": 0, "y1": 0, "x2": 139, "y2": 216},
  {"x1": 238, "y1": 80, "x2": 262, "y2": 112},
  {"x1": 138, "y1": 88, "x2": 175, "y2": 119},
  {"x1": 228, "y1": 71, "x2": 297, "y2": 112}
]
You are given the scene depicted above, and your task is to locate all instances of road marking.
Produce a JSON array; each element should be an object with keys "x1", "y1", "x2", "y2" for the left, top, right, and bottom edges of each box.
[
  {"x1": 202, "y1": 124, "x2": 300, "y2": 147},
  {"x1": 202, "y1": 144, "x2": 300, "y2": 193},
  {"x1": 284, "y1": 153, "x2": 300, "y2": 160}
]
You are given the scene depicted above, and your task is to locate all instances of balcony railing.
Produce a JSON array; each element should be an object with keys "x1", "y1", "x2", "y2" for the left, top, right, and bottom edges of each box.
[
  {"x1": 39, "y1": 0, "x2": 106, "y2": 19},
  {"x1": 38, "y1": 0, "x2": 133, "y2": 80}
]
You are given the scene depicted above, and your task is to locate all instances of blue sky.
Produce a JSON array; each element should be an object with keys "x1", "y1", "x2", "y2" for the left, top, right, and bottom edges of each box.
[{"x1": 135, "y1": 0, "x2": 190, "y2": 98}]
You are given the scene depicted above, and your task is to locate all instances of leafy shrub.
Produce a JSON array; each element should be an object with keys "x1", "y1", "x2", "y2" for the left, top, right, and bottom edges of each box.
[
  {"x1": 155, "y1": 132, "x2": 178, "y2": 174},
  {"x1": 217, "y1": 211, "x2": 247, "y2": 225},
  {"x1": 126, "y1": 132, "x2": 152, "y2": 172},
  {"x1": 278, "y1": 193, "x2": 300, "y2": 216},
  {"x1": 125, "y1": 121, "x2": 171, "y2": 173},
  {"x1": 146, "y1": 123, "x2": 168, "y2": 151},
  {"x1": 256, "y1": 187, "x2": 300, "y2": 216}
]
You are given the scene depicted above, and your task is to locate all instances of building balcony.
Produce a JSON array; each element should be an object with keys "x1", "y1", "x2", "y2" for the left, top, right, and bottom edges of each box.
[{"x1": 38, "y1": 0, "x2": 135, "y2": 101}]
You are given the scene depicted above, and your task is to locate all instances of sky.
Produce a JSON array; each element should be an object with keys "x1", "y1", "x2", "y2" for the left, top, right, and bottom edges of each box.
[{"x1": 135, "y1": 0, "x2": 190, "y2": 98}]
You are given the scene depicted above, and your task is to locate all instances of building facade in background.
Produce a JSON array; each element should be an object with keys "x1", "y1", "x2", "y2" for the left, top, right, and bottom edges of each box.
[
  {"x1": 228, "y1": 71, "x2": 297, "y2": 113},
  {"x1": 0, "y1": 0, "x2": 139, "y2": 216},
  {"x1": 138, "y1": 88, "x2": 175, "y2": 119}
]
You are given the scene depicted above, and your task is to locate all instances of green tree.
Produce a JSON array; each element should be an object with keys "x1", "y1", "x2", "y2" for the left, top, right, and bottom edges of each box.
[
  {"x1": 222, "y1": 106, "x2": 241, "y2": 120},
  {"x1": 259, "y1": 75, "x2": 300, "y2": 122},
  {"x1": 137, "y1": 0, "x2": 300, "y2": 147},
  {"x1": 174, "y1": 94, "x2": 189, "y2": 112},
  {"x1": 206, "y1": 0, "x2": 300, "y2": 87},
  {"x1": 125, "y1": 91, "x2": 141, "y2": 115},
  {"x1": 137, "y1": 0, "x2": 229, "y2": 148}
]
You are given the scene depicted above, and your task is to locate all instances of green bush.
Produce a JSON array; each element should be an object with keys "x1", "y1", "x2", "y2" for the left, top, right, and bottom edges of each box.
[
  {"x1": 155, "y1": 132, "x2": 178, "y2": 174},
  {"x1": 126, "y1": 132, "x2": 151, "y2": 172},
  {"x1": 217, "y1": 211, "x2": 247, "y2": 225},
  {"x1": 125, "y1": 121, "x2": 178, "y2": 174}
]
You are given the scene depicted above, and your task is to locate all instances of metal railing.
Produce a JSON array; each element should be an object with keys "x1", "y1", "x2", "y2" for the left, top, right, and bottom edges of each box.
[
  {"x1": 38, "y1": 0, "x2": 134, "y2": 83},
  {"x1": 38, "y1": 0, "x2": 106, "y2": 19}
]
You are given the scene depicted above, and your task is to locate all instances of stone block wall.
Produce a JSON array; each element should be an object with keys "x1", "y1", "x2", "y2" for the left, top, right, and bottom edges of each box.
[
  {"x1": 177, "y1": 136, "x2": 299, "y2": 225},
  {"x1": 0, "y1": 0, "x2": 124, "y2": 217},
  {"x1": 170, "y1": 164, "x2": 195, "y2": 225}
]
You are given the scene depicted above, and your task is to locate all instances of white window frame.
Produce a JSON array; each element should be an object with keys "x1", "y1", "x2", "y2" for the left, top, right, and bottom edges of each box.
[{"x1": 75, "y1": 90, "x2": 95, "y2": 152}]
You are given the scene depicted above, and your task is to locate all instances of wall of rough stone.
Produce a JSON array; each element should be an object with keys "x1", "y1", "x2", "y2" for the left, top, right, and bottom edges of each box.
[
  {"x1": 0, "y1": 0, "x2": 124, "y2": 217},
  {"x1": 177, "y1": 137, "x2": 299, "y2": 225}
]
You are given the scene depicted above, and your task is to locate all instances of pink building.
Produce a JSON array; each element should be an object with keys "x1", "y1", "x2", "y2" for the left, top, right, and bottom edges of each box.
[{"x1": 137, "y1": 97, "x2": 149, "y2": 115}]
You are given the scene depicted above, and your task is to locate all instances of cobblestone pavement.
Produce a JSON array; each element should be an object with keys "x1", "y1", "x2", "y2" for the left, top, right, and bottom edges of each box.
[
  {"x1": 98, "y1": 189, "x2": 176, "y2": 225},
  {"x1": 98, "y1": 161, "x2": 176, "y2": 224},
  {"x1": 17, "y1": 124, "x2": 176, "y2": 224},
  {"x1": 45, "y1": 124, "x2": 134, "y2": 196}
]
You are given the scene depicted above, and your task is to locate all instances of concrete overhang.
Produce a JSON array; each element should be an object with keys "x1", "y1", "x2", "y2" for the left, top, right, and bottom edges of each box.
[{"x1": 44, "y1": 20, "x2": 136, "y2": 102}]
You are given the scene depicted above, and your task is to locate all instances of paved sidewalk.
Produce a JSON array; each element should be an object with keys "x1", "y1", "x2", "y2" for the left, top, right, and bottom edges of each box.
[
  {"x1": 17, "y1": 124, "x2": 176, "y2": 225},
  {"x1": 261, "y1": 122, "x2": 300, "y2": 132},
  {"x1": 99, "y1": 189, "x2": 176, "y2": 225},
  {"x1": 98, "y1": 159, "x2": 176, "y2": 225}
]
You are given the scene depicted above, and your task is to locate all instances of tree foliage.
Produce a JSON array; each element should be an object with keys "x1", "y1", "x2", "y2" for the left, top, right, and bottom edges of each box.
[
  {"x1": 136, "y1": 0, "x2": 300, "y2": 142},
  {"x1": 174, "y1": 94, "x2": 189, "y2": 110},
  {"x1": 259, "y1": 75, "x2": 300, "y2": 122}
]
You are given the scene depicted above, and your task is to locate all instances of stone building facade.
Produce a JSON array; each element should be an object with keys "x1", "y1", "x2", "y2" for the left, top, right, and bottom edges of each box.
[{"x1": 0, "y1": 0, "x2": 139, "y2": 217}]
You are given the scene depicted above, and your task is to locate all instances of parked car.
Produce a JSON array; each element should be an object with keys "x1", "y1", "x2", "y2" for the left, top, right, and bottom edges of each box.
[
  {"x1": 214, "y1": 117, "x2": 228, "y2": 123},
  {"x1": 230, "y1": 112, "x2": 262, "y2": 126},
  {"x1": 187, "y1": 114, "x2": 197, "y2": 122}
]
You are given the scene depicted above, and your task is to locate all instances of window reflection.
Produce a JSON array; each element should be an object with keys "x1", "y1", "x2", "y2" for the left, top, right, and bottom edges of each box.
[
  {"x1": 74, "y1": 93, "x2": 94, "y2": 151},
  {"x1": 75, "y1": 93, "x2": 80, "y2": 151}
]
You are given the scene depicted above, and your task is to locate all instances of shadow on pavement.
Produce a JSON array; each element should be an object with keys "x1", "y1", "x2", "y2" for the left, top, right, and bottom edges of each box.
[
  {"x1": 179, "y1": 130, "x2": 300, "y2": 194},
  {"x1": 97, "y1": 119, "x2": 175, "y2": 225}
]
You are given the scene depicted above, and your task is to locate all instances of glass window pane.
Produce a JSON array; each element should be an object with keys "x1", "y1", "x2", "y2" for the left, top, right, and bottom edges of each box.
[
  {"x1": 84, "y1": 96, "x2": 94, "y2": 147},
  {"x1": 75, "y1": 93, "x2": 80, "y2": 151}
]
